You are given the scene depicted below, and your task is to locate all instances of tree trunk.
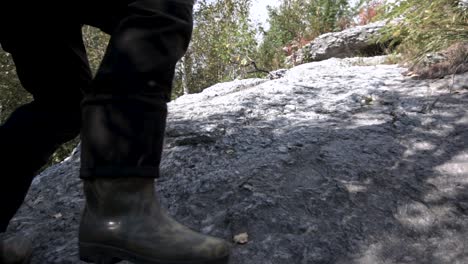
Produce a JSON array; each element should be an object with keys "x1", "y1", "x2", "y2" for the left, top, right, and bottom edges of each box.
[{"x1": 181, "y1": 56, "x2": 189, "y2": 95}]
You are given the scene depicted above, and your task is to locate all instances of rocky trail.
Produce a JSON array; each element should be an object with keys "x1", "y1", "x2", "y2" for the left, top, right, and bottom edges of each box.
[{"x1": 7, "y1": 56, "x2": 468, "y2": 264}]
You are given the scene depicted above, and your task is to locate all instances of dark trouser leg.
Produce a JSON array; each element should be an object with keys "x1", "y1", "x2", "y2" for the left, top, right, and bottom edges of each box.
[
  {"x1": 77, "y1": 2, "x2": 230, "y2": 263},
  {"x1": 0, "y1": 24, "x2": 91, "y2": 232},
  {"x1": 80, "y1": 0, "x2": 194, "y2": 179}
]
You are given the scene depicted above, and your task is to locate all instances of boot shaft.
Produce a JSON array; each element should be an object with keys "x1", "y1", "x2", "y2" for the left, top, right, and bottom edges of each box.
[{"x1": 83, "y1": 178, "x2": 159, "y2": 218}]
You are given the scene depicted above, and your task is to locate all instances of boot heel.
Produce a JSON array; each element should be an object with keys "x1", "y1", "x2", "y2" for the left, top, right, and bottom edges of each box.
[{"x1": 79, "y1": 243, "x2": 121, "y2": 264}]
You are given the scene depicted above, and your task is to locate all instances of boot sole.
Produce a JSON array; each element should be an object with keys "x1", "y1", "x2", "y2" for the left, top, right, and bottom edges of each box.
[{"x1": 79, "y1": 242, "x2": 230, "y2": 264}]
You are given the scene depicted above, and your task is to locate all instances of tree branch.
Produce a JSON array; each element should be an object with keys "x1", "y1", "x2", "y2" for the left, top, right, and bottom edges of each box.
[{"x1": 247, "y1": 61, "x2": 270, "y2": 75}]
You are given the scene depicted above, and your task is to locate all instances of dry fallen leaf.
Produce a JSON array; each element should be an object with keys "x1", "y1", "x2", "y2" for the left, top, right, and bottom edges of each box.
[{"x1": 233, "y1": 233, "x2": 249, "y2": 244}]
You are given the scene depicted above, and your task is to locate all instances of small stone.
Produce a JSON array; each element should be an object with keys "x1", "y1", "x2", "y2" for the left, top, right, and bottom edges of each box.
[
  {"x1": 233, "y1": 233, "x2": 249, "y2": 244},
  {"x1": 284, "y1": 105, "x2": 297, "y2": 112},
  {"x1": 278, "y1": 146, "x2": 288, "y2": 153},
  {"x1": 242, "y1": 184, "x2": 255, "y2": 192},
  {"x1": 226, "y1": 149, "x2": 235, "y2": 155},
  {"x1": 53, "y1": 213, "x2": 62, "y2": 219}
]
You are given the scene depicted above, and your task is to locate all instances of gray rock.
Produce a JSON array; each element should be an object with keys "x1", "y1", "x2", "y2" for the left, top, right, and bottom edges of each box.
[
  {"x1": 460, "y1": 0, "x2": 468, "y2": 9},
  {"x1": 286, "y1": 21, "x2": 388, "y2": 66},
  {"x1": 268, "y1": 69, "x2": 288, "y2": 80},
  {"x1": 7, "y1": 56, "x2": 468, "y2": 264}
]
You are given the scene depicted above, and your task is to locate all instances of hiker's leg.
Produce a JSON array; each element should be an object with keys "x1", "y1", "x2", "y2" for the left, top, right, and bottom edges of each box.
[
  {"x1": 77, "y1": 1, "x2": 230, "y2": 263},
  {"x1": 80, "y1": 0, "x2": 194, "y2": 178},
  {"x1": 0, "y1": 23, "x2": 91, "y2": 231}
]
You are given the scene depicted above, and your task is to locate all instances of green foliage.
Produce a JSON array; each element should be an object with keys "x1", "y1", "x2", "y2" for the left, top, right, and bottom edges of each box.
[
  {"x1": 354, "y1": 0, "x2": 386, "y2": 25},
  {"x1": 378, "y1": 0, "x2": 468, "y2": 63},
  {"x1": 82, "y1": 26, "x2": 110, "y2": 75},
  {"x1": 173, "y1": 0, "x2": 259, "y2": 97},
  {"x1": 258, "y1": 0, "x2": 352, "y2": 69},
  {"x1": 0, "y1": 52, "x2": 32, "y2": 123}
]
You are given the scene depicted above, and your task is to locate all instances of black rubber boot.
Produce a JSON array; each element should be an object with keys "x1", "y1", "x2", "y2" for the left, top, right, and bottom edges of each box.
[
  {"x1": 79, "y1": 178, "x2": 231, "y2": 264},
  {"x1": 0, "y1": 233, "x2": 33, "y2": 264}
]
